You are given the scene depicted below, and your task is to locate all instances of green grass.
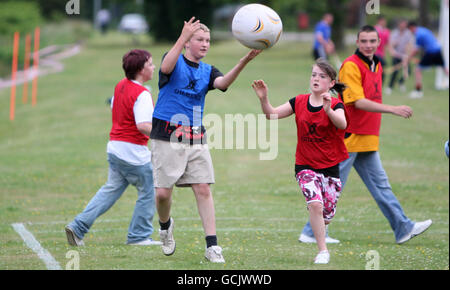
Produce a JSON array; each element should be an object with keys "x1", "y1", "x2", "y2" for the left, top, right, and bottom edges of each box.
[{"x1": 0, "y1": 30, "x2": 448, "y2": 270}]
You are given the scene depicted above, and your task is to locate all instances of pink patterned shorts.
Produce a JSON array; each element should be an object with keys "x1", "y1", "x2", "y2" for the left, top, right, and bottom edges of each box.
[{"x1": 296, "y1": 169, "x2": 342, "y2": 222}]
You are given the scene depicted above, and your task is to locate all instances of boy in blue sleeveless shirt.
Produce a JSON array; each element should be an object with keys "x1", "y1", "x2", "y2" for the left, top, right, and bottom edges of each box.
[{"x1": 150, "y1": 17, "x2": 261, "y2": 263}]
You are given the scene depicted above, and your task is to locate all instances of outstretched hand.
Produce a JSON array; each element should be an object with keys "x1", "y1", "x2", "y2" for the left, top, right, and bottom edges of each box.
[
  {"x1": 392, "y1": 105, "x2": 413, "y2": 118},
  {"x1": 242, "y1": 49, "x2": 263, "y2": 63},
  {"x1": 252, "y1": 80, "x2": 268, "y2": 100}
]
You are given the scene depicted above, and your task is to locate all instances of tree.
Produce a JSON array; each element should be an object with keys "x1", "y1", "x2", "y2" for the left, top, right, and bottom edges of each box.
[
  {"x1": 327, "y1": 0, "x2": 349, "y2": 51},
  {"x1": 419, "y1": 0, "x2": 430, "y2": 27},
  {"x1": 144, "y1": 0, "x2": 214, "y2": 42}
]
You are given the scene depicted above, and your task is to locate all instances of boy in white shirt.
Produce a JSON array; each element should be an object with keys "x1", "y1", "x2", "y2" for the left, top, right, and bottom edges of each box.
[{"x1": 65, "y1": 49, "x2": 160, "y2": 246}]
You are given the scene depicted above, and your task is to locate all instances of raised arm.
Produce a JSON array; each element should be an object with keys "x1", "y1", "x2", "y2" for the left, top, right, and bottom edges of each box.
[
  {"x1": 160, "y1": 17, "x2": 201, "y2": 75},
  {"x1": 321, "y1": 92, "x2": 347, "y2": 129},
  {"x1": 252, "y1": 80, "x2": 294, "y2": 120},
  {"x1": 213, "y1": 50, "x2": 262, "y2": 91}
]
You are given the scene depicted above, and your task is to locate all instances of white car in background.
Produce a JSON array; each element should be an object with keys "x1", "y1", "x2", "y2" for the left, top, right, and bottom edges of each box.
[{"x1": 118, "y1": 14, "x2": 149, "y2": 34}]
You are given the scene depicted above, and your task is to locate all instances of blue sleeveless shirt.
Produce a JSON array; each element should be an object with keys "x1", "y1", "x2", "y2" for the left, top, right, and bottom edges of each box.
[{"x1": 153, "y1": 54, "x2": 212, "y2": 127}]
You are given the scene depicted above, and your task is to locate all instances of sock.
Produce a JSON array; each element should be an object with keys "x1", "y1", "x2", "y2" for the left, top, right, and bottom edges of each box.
[
  {"x1": 415, "y1": 84, "x2": 422, "y2": 91},
  {"x1": 205, "y1": 235, "x2": 217, "y2": 248},
  {"x1": 159, "y1": 218, "x2": 171, "y2": 231}
]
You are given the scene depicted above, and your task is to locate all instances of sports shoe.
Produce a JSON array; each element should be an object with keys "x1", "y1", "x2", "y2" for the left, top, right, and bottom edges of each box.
[
  {"x1": 409, "y1": 90, "x2": 423, "y2": 99},
  {"x1": 384, "y1": 87, "x2": 392, "y2": 95},
  {"x1": 298, "y1": 233, "x2": 340, "y2": 244},
  {"x1": 205, "y1": 246, "x2": 225, "y2": 263},
  {"x1": 65, "y1": 226, "x2": 85, "y2": 246},
  {"x1": 314, "y1": 250, "x2": 330, "y2": 264},
  {"x1": 127, "y1": 238, "x2": 162, "y2": 246},
  {"x1": 159, "y1": 217, "x2": 176, "y2": 256},
  {"x1": 397, "y1": 219, "x2": 432, "y2": 244},
  {"x1": 399, "y1": 84, "x2": 406, "y2": 92}
]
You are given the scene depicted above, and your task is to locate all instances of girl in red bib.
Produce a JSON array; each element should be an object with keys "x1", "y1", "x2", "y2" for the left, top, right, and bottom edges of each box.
[{"x1": 252, "y1": 58, "x2": 348, "y2": 264}]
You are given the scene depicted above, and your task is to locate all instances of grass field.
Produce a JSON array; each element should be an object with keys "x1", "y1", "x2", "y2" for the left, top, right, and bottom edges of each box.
[{"x1": 0, "y1": 31, "x2": 448, "y2": 270}]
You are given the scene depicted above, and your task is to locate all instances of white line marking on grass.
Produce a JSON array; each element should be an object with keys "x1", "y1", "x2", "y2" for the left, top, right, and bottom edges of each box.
[
  {"x1": 27, "y1": 216, "x2": 303, "y2": 225},
  {"x1": 11, "y1": 223, "x2": 62, "y2": 270},
  {"x1": 33, "y1": 227, "x2": 301, "y2": 234}
]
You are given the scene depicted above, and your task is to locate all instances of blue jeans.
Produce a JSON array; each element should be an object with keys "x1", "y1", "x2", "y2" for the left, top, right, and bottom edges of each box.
[
  {"x1": 68, "y1": 153, "x2": 156, "y2": 244},
  {"x1": 301, "y1": 151, "x2": 414, "y2": 242}
]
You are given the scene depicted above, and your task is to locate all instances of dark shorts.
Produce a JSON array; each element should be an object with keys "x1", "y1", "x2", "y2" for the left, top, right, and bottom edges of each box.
[{"x1": 419, "y1": 50, "x2": 445, "y2": 69}]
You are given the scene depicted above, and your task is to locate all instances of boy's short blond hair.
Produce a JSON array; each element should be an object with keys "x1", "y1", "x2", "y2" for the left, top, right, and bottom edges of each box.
[
  {"x1": 186, "y1": 23, "x2": 210, "y2": 45},
  {"x1": 198, "y1": 23, "x2": 210, "y2": 33}
]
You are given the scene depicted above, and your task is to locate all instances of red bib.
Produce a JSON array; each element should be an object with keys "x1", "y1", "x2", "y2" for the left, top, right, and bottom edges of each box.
[
  {"x1": 110, "y1": 78, "x2": 150, "y2": 146},
  {"x1": 339, "y1": 54, "x2": 383, "y2": 136},
  {"x1": 294, "y1": 94, "x2": 348, "y2": 169}
]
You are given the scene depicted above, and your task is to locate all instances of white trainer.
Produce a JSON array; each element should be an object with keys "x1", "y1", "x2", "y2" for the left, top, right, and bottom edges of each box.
[
  {"x1": 409, "y1": 90, "x2": 423, "y2": 99},
  {"x1": 127, "y1": 238, "x2": 162, "y2": 246},
  {"x1": 385, "y1": 87, "x2": 392, "y2": 95},
  {"x1": 397, "y1": 219, "x2": 432, "y2": 244},
  {"x1": 314, "y1": 250, "x2": 330, "y2": 264},
  {"x1": 205, "y1": 245, "x2": 225, "y2": 263},
  {"x1": 65, "y1": 226, "x2": 85, "y2": 246},
  {"x1": 298, "y1": 233, "x2": 340, "y2": 244},
  {"x1": 159, "y1": 217, "x2": 176, "y2": 256}
]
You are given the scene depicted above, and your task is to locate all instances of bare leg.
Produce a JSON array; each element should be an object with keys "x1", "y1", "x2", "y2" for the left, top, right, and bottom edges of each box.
[
  {"x1": 156, "y1": 187, "x2": 173, "y2": 223},
  {"x1": 308, "y1": 202, "x2": 327, "y2": 252},
  {"x1": 192, "y1": 183, "x2": 216, "y2": 236},
  {"x1": 415, "y1": 67, "x2": 423, "y2": 90}
]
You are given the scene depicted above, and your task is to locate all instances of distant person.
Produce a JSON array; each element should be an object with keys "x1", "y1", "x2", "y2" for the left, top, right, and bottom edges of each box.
[
  {"x1": 374, "y1": 15, "x2": 390, "y2": 84},
  {"x1": 313, "y1": 13, "x2": 335, "y2": 60},
  {"x1": 299, "y1": 25, "x2": 432, "y2": 245},
  {"x1": 386, "y1": 19, "x2": 414, "y2": 95},
  {"x1": 97, "y1": 9, "x2": 111, "y2": 35},
  {"x1": 252, "y1": 58, "x2": 348, "y2": 264},
  {"x1": 407, "y1": 21, "x2": 449, "y2": 98},
  {"x1": 150, "y1": 17, "x2": 261, "y2": 263},
  {"x1": 445, "y1": 140, "x2": 449, "y2": 158},
  {"x1": 65, "y1": 49, "x2": 159, "y2": 246}
]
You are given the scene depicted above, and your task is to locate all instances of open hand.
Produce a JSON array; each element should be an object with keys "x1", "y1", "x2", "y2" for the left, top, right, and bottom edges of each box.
[
  {"x1": 242, "y1": 49, "x2": 262, "y2": 63},
  {"x1": 181, "y1": 17, "x2": 201, "y2": 42},
  {"x1": 252, "y1": 79, "x2": 268, "y2": 100}
]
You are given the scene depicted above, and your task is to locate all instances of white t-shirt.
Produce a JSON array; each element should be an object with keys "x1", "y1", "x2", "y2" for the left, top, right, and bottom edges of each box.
[{"x1": 107, "y1": 80, "x2": 153, "y2": 166}]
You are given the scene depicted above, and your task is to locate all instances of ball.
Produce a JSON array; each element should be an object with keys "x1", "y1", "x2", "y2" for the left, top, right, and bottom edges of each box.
[{"x1": 231, "y1": 4, "x2": 283, "y2": 50}]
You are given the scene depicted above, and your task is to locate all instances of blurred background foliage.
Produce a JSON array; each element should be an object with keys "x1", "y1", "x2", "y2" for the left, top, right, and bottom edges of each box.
[{"x1": 0, "y1": 0, "x2": 443, "y2": 77}]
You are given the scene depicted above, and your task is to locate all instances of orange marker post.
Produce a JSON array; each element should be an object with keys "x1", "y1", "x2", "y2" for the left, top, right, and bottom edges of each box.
[
  {"x1": 31, "y1": 27, "x2": 40, "y2": 107},
  {"x1": 22, "y1": 34, "x2": 31, "y2": 104},
  {"x1": 9, "y1": 31, "x2": 19, "y2": 121}
]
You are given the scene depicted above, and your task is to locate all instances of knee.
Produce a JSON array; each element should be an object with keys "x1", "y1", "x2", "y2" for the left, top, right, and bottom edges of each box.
[
  {"x1": 156, "y1": 188, "x2": 172, "y2": 202},
  {"x1": 193, "y1": 184, "x2": 211, "y2": 199},
  {"x1": 308, "y1": 202, "x2": 323, "y2": 215}
]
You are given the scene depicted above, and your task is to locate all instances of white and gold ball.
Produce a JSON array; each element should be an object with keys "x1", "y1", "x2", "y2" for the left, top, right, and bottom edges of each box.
[{"x1": 231, "y1": 3, "x2": 283, "y2": 50}]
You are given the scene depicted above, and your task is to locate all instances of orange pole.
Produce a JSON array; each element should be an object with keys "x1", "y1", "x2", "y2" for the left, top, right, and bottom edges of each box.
[
  {"x1": 31, "y1": 27, "x2": 40, "y2": 107},
  {"x1": 9, "y1": 32, "x2": 19, "y2": 121},
  {"x1": 22, "y1": 34, "x2": 31, "y2": 104}
]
